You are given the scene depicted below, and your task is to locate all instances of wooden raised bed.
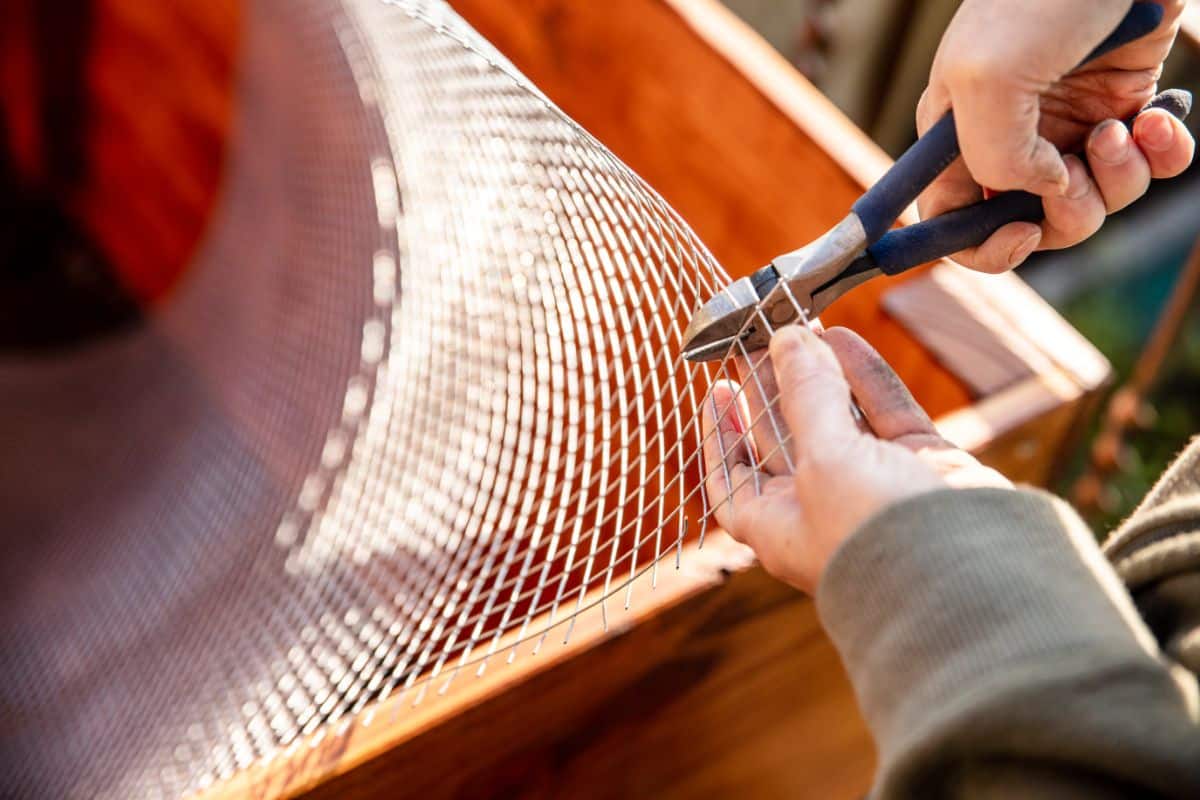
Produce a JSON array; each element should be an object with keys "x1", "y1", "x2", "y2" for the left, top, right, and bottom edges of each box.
[
  {"x1": 1, "y1": 0, "x2": 1109, "y2": 796},
  {"x1": 201, "y1": 1, "x2": 1111, "y2": 798}
]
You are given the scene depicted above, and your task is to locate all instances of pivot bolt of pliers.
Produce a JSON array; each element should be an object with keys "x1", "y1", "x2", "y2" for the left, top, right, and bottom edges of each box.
[{"x1": 769, "y1": 302, "x2": 793, "y2": 325}]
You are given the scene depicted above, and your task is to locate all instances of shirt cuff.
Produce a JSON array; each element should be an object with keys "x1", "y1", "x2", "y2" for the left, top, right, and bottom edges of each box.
[{"x1": 815, "y1": 487, "x2": 1161, "y2": 756}]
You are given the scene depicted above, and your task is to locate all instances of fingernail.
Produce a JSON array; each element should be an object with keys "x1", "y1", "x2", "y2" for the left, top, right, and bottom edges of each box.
[
  {"x1": 1088, "y1": 120, "x2": 1131, "y2": 165},
  {"x1": 1009, "y1": 230, "x2": 1041, "y2": 268},
  {"x1": 1065, "y1": 157, "x2": 1090, "y2": 200},
  {"x1": 1139, "y1": 111, "x2": 1175, "y2": 152}
]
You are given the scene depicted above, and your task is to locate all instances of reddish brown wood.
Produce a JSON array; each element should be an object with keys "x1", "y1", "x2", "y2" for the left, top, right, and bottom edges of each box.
[
  {"x1": 0, "y1": 0, "x2": 239, "y2": 302},
  {"x1": 201, "y1": 536, "x2": 874, "y2": 800},
  {"x1": 301, "y1": 556, "x2": 875, "y2": 800}
]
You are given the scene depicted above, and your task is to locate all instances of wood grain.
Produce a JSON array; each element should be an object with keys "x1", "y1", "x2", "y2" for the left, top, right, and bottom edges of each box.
[
  {"x1": 201, "y1": 535, "x2": 874, "y2": 800},
  {"x1": 891, "y1": 264, "x2": 1111, "y2": 485},
  {"x1": 303, "y1": 559, "x2": 874, "y2": 800}
]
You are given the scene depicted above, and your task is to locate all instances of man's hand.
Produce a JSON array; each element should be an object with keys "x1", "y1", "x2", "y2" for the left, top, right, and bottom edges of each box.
[
  {"x1": 701, "y1": 326, "x2": 1010, "y2": 594},
  {"x1": 918, "y1": 0, "x2": 1194, "y2": 273}
]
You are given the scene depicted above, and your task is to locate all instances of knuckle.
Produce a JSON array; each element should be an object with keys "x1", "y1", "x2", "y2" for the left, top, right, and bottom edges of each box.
[
  {"x1": 1055, "y1": 205, "x2": 1103, "y2": 244},
  {"x1": 947, "y1": 250, "x2": 979, "y2": 270},
  {"x1": 942, "y1": 50, "x2": 1007, "y2": 91},
  {"x1": 916, "y1": 87, "x2": 931, "y2": 112},
  {"x1": 972, "y1": 161, "x2": 1021, "y2": 192},
  {"x1": 1161, "y1": 0, "x2": 1186, "y2": 20},
  {"x1": 960, "y1": 145, "x2": 1026, "y2": 190},
  {"x1": 767, "y1": 336, "x2": 800, "y2": 372},
  {"x1": 1060, "y1": 69, "x2": 1158, "y2": 112},
  {"x1": 915, "y1": 88, "x2": 944, "y2": 133},
  {"x1": 957, "y1": 247, "x2": 1002, "y2": 274}
]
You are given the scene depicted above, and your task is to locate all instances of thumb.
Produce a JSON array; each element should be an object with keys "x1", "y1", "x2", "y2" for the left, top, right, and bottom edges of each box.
[
  {"x1": 950, "y1": 76, "x2": 1069, "y2": 196},
  {"x1": 768, "y1": 327, "x2": 860, "y2": 462}
]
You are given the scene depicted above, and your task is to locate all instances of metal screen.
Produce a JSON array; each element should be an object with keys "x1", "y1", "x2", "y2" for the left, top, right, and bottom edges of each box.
[{"x1": 0, "y1": 0, "x2": 812, "y2": 796}]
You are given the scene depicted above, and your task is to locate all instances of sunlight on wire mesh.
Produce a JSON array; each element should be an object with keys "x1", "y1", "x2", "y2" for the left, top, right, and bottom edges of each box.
[
  {"x1": 0, "y1": 0, "x2": 819, "y2": 797},
  {"x1": 708, "y1": 283, "x2": 818, "y2": 493}
]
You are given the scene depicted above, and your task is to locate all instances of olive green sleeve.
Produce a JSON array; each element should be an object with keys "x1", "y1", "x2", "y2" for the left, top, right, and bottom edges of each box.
[
  {"x1": 816, "y1": 480, "x2": 1200, "y2": 798},
  {"x1": 1105, "y1": 438, "x2": 1200, "y2": 675}
]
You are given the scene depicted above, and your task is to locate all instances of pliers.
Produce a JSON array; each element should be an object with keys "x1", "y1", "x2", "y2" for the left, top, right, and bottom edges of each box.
[{"x1": 682, "y1": 2, "x2": 1188, "y2": 362}]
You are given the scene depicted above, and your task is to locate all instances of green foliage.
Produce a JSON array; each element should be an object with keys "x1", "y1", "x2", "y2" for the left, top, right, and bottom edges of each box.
[{"x1": 1056, "y1": 255, "x2": 1200, "y2": 532}]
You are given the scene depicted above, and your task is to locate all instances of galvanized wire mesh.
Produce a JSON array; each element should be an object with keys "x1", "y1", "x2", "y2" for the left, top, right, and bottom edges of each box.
[{"x1": 0, "y1": 0, "x2": 811, "y2": 797}]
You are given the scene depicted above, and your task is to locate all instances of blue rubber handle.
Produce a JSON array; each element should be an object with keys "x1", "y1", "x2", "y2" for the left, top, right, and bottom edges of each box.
[
  {"x1": 865, "y1": 88, "x2": 1192, "y2": 276},
  {"x1": 867, "y1": 193, "x2": 1042, "y2": 275},
  {"x1": 850, "y1": 1, "x2": 1166, "y2": 243}
]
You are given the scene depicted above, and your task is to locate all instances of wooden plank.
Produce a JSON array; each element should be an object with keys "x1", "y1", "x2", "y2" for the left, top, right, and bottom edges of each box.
[
  {"x1": 973, "y1": 388, "x2": 1093, "y2": 486},
  {"x1": 302, "y1": 567, "x2": 873, "y2": 800},
  {"x1": 889, "y1": 263, "x2": 1111, "y2": 484},
  {"x1": 939, "y1": 372, "x2": 1088, "y2": 485},
  {"x1": 884, "y1": 265, "x2": 1112, "y2": 399},
  {"x1": 200, "y1": 534, "x2": 873, "y2": 800},
  {"x1": 884, "y1": 272, "x2": 1047, "y2": 398}
]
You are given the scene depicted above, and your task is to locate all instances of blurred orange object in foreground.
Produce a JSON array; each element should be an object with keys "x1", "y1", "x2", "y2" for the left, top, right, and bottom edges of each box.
[{"x1": 1, "y1": 0, "x2": 240, "y2": 304}]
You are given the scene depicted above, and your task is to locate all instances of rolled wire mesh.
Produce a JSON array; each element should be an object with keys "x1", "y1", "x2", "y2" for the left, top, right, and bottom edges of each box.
[{"x1": 0, "y1": 0, "x2": 813, "y2": 797}]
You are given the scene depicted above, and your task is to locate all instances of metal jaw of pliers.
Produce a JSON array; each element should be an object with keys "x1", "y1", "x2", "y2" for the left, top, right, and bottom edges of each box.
[
  {"x1": 682, "y1": 216, "x2": 871, "y2": 361},
  {"x1": 681, "y1": 3, "x2": 1188, "y2": 363}
]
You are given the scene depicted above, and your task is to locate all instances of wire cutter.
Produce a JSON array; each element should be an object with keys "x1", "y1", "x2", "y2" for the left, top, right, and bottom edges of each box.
[{"x1": 682, "y1": 2, "x2": 1189, "y2": 362}]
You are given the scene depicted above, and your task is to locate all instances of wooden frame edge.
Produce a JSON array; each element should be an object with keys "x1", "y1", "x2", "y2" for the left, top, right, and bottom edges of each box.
[
  {"x1": 661, "y1": 0, "x2": 901, "y2": 211},
  {"x1": 197, "y1": 535, "x2": 756, "y2": 800}
]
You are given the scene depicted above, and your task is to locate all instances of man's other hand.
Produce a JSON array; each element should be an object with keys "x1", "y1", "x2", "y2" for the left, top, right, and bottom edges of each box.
[
  {"x1": 918, "y1": 0, "x2": 1194, "y2": 273},
  {"x1": 701, "y1": 327, "x2": 1010, "y2": 593}
]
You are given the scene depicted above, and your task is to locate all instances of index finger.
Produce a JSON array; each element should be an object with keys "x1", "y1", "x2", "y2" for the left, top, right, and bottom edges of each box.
[
  {"x1": 734, "y1": 346, "x2": 793, "y2": 476},
  {"x1": 700, "y1": 381, "x2": 761, "y2": 525}
]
